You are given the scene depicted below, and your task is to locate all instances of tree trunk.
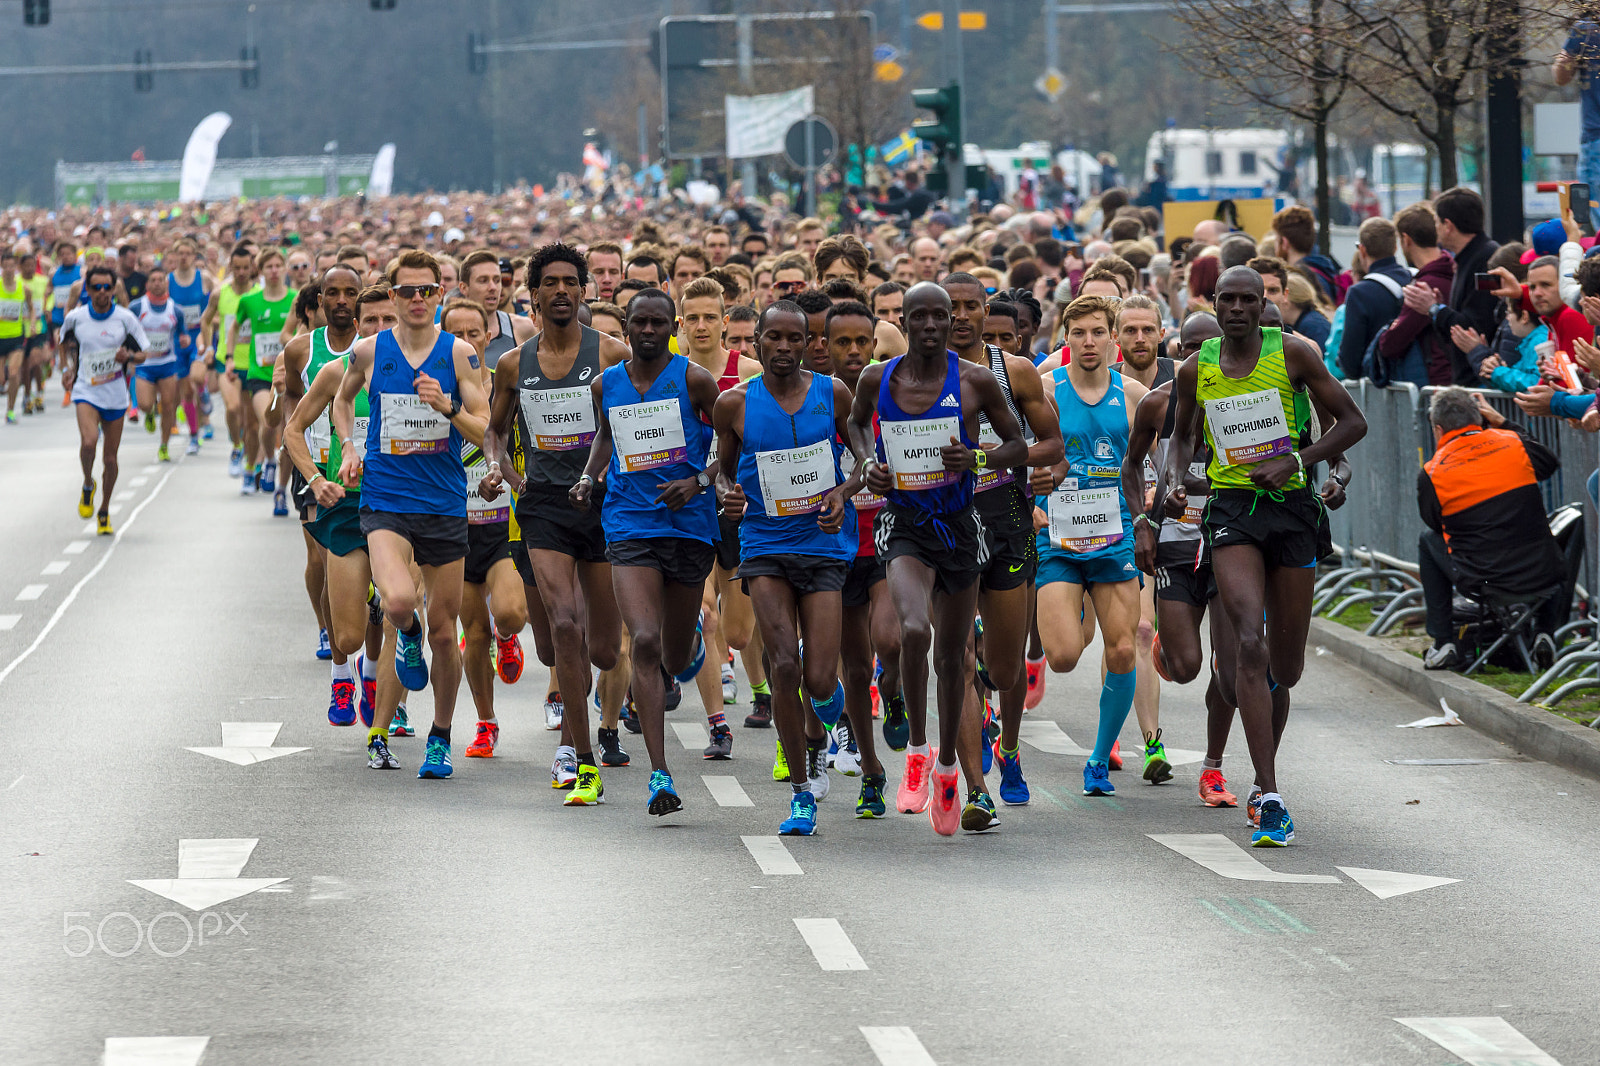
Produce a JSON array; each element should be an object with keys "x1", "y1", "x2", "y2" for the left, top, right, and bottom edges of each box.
[
  {"x1": 1434, "y1": 97, "x2": 1458, "y2": 190},
  {"x1": 1314, "y1": 112, "x2": 1332, "y2": 254}
]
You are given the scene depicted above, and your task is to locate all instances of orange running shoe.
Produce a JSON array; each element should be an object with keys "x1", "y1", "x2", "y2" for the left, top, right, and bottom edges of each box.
[
  {"x1": 928, "y1": 761, "x2": 960, "y2": 836},
  {"x1": 1108, "y1": 740, "x2": 1123, "y2": 772},
  {"x1": 896, "y1": 748, "x2": 934, "y2": 813},
  {"x1": 1152, "y1": 633, "x2": 1172, "y2": 682},
  {"x1": 1198, "y1": 768, "x2": 1237, "y2": 807},
  {"x1": 1024, "y1": 655, "x2": 1046, "y2": 709},
  {"x1": 495, "y1": 632, "x2": 524, "y2": 684},
  {"x1": 464, "y1": 720, "x2": 499, "y2": 758}
]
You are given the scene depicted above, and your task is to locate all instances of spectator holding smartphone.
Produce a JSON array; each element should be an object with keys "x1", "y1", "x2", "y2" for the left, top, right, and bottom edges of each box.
[
  {"x1": 1555, "y1": 18, "x2": 1600, "y2": 195},
  {"x1": 1401, "y1": 187, "x2": 1501, "y2": 344}
]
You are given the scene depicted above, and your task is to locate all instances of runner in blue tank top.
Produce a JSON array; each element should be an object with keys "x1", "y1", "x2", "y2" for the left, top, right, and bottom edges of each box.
[
  {"x1": 713, "y1": 300, "x2": 869, "y2": 837},
  {"x1": 332, "y1": 249, "x2": 491, "y2": 782},
  {"x1": 846, "y1": 281, "x2": 1027, "y2": 838},
  {"x1": 571, "y1": 287, "x2": 722, "y2": 818}
]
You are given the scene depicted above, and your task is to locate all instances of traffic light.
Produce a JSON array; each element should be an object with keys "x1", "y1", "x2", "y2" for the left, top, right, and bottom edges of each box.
[
  {"x1": 23, "y1": 0, "x2": 49, "y2": 26},
  {"x1": 912, "y1": 83, "x2": 960, "y2": 194}
]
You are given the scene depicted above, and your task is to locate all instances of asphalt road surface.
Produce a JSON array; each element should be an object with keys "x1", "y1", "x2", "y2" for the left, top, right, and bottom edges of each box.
[{"x1": 1, "y1": 403, "x2": 1595, "y2": 1066}]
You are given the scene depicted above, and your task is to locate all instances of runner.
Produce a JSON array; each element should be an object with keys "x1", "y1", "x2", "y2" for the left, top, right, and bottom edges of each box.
[
  {"x1": 1, "y1": 248, "x2": 35, "y2": 423},
  {"x1": 166, "y1": 238, "x2": 212, "y2": 455},
  {"x1": 127, "y1": 268, "x2": 185, "y2": 459},
  {"x1": 20, "y1": 245, "x2": 51, "y2": 414},
  {"x1": 586, "y1": 242, "x2": 625, "y2": 302},
  {"x1": 846, "y1": 281, "x2": 1027, "y2": 836},
  {"x1": 229, "y1": 247, "x2": 296, "y2": 497},
  {"x1": 714, "y1": 299, "x2": 865, "y2": 835},
  {"x1": 60, "y1": 264, "x2": 148, "y2": 534},
  {"x1": 1162, "y1": 265, "x2": 1367, "y2": 845},
  {"x1": 458, "y1": 250, "x2": 536, "y2": 368},
  {"x1": 197, "y1": 241, "x2": 257, "y2": 478},
  {"x1": 331, "y1": 249, "x2": 492, "y2": 780},
  {"x1": 571, "y1": 287, "x2": 721, "y2": 816}
]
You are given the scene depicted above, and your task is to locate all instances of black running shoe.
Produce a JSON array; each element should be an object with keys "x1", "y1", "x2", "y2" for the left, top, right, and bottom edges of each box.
[
  {"x1": 598, "y1": 726, "x2": 631, "y2": 766},
  {"x1": 744, "y1": 690, "x2": 773, "y2": 728}
]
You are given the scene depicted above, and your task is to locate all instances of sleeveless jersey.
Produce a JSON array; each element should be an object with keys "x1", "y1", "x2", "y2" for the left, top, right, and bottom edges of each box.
[
  {"x1": 1043, "y1": 369, "x2": 1131, "y2": 559},
  {"x1": 303, "y1": 327, "x2": 356, "y2": 472},
  {"x1": 873, "y1": 351, "x2": 975, "y2": 516},
  {"x1": 217, "y1": 282, "x2": 252, "y2": 369},
  {"x1": 237, "y1": 287, "x2": 295, "y2": 381},
  {"x1": 361, "y1": 329, "x2": 465, "y2": 516},
  {"x1": 974, "y1": 343, "x2": 1028, "y2": 498},
  {"x1": 128, "y1": 297, "x2": 182, "y2": 366},
  {"x1": 1197, "y1": 327, "x2": 1308, "y2": 491},
  {"x1": 50, "y1": 264, "x2": 79, "y2": 326},
  {"x1": 735, "y1": 372, "x2": 854, "y2": 561},
  {"x1": 716, "y1": 349, "x2": 742, "y2": 393},
  {"x1": 483, "y1": 310, "x2": 518, "y2": 372},
  {"x1": 0, "y1": 276, "x2": 25, "y2": 339},
  {"x1": 167, "y1": 269, "x2": 207, "y2": 353},
  {"x1": 598, "y1": 354, "x2": 717, "y2": 545},
  {"x1": 516, "y1": 326, "x2": 602, "y2": 487},
  {"x1": 324, "y1": 353, "x2": 371, "y2": 487},
  {"x1": 23, "y1": 274, "x2": 49, "y2": 335}
]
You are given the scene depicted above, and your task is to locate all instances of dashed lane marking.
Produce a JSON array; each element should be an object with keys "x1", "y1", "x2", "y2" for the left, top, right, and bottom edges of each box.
[
  {"x1": 1395, "y1": 1017, "x2": 1563, "y2": 1065},
  {"x1": 860, "y1": 1027, "x2": 937, "y2": 1066},
  {"x1": 742, "y1": 835, "x2": 802, "y2": 875},
  {"x1": 104, "y1": 1037, "x2": 209, "y2": 1066},
  {"x1": 702, "y1": 775, "x2": 754, "y2": 807},
  {"x1": 62, "y1": 541, "x2": 88, "y2": 554},
  {"x1": 794, "y1": 918, "x2": 868, "y2": 970},
  {"x1": 40, "y1": 561, "x2": 68, "y2": 576},
  {"x1": 15, "y1": 585, "x2": 45, "y2": 601},
  {"x1": 0, "y1": 615, "x2": 18, "y2": 631},
  {"x1": 671, "y1": 721, "x2": 706, "y2": 751}
]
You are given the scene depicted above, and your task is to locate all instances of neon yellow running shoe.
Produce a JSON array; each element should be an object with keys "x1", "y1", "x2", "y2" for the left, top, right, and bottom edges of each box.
[
  {"x1": 772, "y1": 738, "x2": 789, "y2": 782},
  {"x1": 564, "y1": 764, "x2": 604, "y2": 806}
]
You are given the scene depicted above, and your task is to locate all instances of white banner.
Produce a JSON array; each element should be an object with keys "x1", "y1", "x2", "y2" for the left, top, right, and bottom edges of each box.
[
  {"x1": 725, "y1": 86, "x2": 814, "y2": 160},
  {"x1": 368, "y1": 143, "x2": 396, "y2": 198},
  {"x1": 178, "y1": 112, "x2": 231, "y2": 203}
]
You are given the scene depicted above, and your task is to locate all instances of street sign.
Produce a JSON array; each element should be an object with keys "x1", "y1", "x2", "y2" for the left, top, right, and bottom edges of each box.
[
  {"x1": 872, "y1": 43, "x2": 898, "y2": 62},
  {"x1": 874, "y1": 59, "x2": 905, "y2": 82},
  {"x1": 1036, "y1": 67, "x2": 1066, "y2": 101},
  {"x1": 916, "y1": 11, "x2": 987, "y2": 30},
  {"x1": 784, "y1": 116, "x2": 837, "y2": 170}
]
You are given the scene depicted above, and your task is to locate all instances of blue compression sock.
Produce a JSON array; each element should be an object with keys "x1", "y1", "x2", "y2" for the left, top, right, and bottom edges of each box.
[
  {"x1": 1090, "y1": 668, "x2": 1138, "y2": 765},
  {"x1": 811, "y1": 679, "x2": 846, "y2": 728}
]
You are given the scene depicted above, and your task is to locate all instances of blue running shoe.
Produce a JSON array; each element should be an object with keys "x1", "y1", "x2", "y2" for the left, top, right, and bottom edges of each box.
[
  {"x1": 417, "y1": 736, "x2": 453, "y2": 779},
  {"x1": 881, "y1": 692, "x2": 909, "y2": 752},
  {"x1": 327, "y1": 679, "x2": 357, "y2": 726},
  {"x1": 810, "y1": 678, "x2": 845, "y2": 729},
  {"x1": 354, "y1": 656, "x2": 376, "y2": 728},
  {"x1": 856, "y1": 773, "x2": 887, "y2": 818},
  {"x1": 201, "y1": 423, "x2": 214, "y2": 440},
  {"x1": 316, "y1": 628, "x2": 332, "y2": 660},
  {"x1": 647, "y1": 770, "x2": 682, "y2": 816},
  {"x1": 1251, "y1": 799, "x2": 1294, "y2": 847},
  {"x1": 996, "y1": 743, "x2": 1030, "y2": 805},
  {"x1": 671, "y1": 610, "x2": 707, "y2": 684},
  {"x1": 272, "y1": 488, "x2": 289, "y2": 517},
  {"x1": 395, "y1": 618, "x2": 429, "y2": 691},
  {"x1": 1083, "y1": 760, "x2": 1115, "y2": 796},
  {"x1": 780, "y1": 790, "x2": 818, "y2": 835},
  {"x1": 982, "y1": 732, "x2": 994, "y2": 775}
]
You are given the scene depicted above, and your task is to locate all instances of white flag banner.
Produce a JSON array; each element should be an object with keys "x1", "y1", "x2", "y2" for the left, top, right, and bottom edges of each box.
[
  {"x1": 725, "y1": 86, "x2": 814, "y2": 160},
  {"x1": 367, "y1": 143, "x2": 396, "y2": 198},
  {"x1": 178, "y1": 112, "x2": 231, "y2": 203}
]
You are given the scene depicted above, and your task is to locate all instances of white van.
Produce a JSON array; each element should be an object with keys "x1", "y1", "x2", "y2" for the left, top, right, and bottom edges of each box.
[{"x1": 1143, "y1": 128, "x2": 1290, "y2": 201}]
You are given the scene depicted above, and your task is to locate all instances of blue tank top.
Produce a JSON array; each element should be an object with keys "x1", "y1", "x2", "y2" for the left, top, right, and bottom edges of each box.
[
  {"x1": 1042, "y1": 369, "x2": 1132, "y2": 560},
  {"x1": 599, "y1": 354, "x2": 718, "y2": 545},
  {"x1": 51, "y1": 264, "x2": 80, "y2": 325},
  {"x1": 167, "y1": 270, "x2": 207, "y2": 353},
  {"x1": 361, "y1": 328, "x2": 466, "y2": 517},
  {"x1": 735, "y1": 372, "x2": 855, "y2": 562},
  {"x1": 873, "y1": 351, "x2": 975, "y2": 516}
]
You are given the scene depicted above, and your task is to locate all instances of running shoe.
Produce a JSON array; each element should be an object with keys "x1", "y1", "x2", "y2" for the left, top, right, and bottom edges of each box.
[
  {"x1": 980, "y1": 700, "x2": 996, "y2": 776},
  {"x1": 566, "y1": 765, "x2": 604, "y2": 805},
  {"x1": 721, "y1": 660, "x2": 737, "y2": 705},
  {"x1": 744, "y1": 690, "x2": 773, "y2": 728},
  {"x1": 259, "y1": 459, "x2": 277, "y2": 492},
  {"x1": 806, "y1": 742, "x2": 831, "y2": 802},
  {"x1": 897, "y1": 749, "x2": 933, "y2": 814},
  {"x1": 832, "y1": 721, "x2": 861, "y2": 777},
  {"x1": 856, "y1": 774, "x2": 887, "y2": 818},
  {"x1": 881, "y1": 693, "x2": 909, "y2": 752},
  {"x1": 543, "y1": 691, "x2": 564, "y2": 730},
  {"x1": 156, "y1": 443, "x2": 170, "y2": 462},
  {"x1": 1198, "y1": 768, "x2": 1237, "y2": 807},
  {"x1": 1024, "y1": 654, "x2": 1046, "y2": 709},
  {"x1": 1246, "y1": 788, "x2": 1263, "y2": 828},
  {"x1": 929, "y1": 763, "x2": 960, "y2": 836},
  {"x1": 96, "y1": 514, "x2": 112, "y2": 536},
  {"x1": 1251, "y1": 799, "x2": 1294, "y2": 847},
  {"x1": 389, "y1": 705, "x2": 414, "y2": 737},
  {"x1": 201, "y1": 424, "x2": 214, "y2": 440},
  {"x1": 239, "y1": 469, "x2": 257, "y2": 496},
  {"x1": 143, "y1": 409, "x2": 156, "y2": 433},
  {"x1": 779, "y1": 790, "x2": 818, "y2": 835},
  {"x1": 494, "y1": 632, "x2": 524, "y2": 684},
  {"x1": 550, "y1": 749, "x2": 578, "y2": 790},
  {"x1": 663, "y1": 673, "x2": 683, "y2": 712},
  {"x1": 316, "y1": 628, "x2": 332, "y2": 661},
  {"x1": 1142, "y1": 729, "x2": 1173, "y2": 785},
  {"x1": 395, "y1": 619, "x2": 429, "y2": 691},
  {"x1": 672, "y1": 609, "x2": 707, "y2": 684},
  {"x1": 418, "y1": 736, "x2": 453, "y2": 779},
  {"x1": 228, "y1": 448, "x2": 243, "y2": 478},
  {"x1": 186, "y1": 437, "x2": 200, "y2": 456},
  {"x1": 199, "y1": 390, "x2": 213, "y2": 415},
  {"x1": 619, "y1": 700, "x2": 641, "y2": 734},
  {"x1": 1152, "y1": 632, "x2": 1172, "y2": 682},
  {"x1": 995, "y1": 743, "x2": 1030, "y2": 805},
  {"x1": 5, "y1": 410, "x2": 15, "y2": 425},
  {"x1": 1083, "y1": 761, "x2": 1115, "y2": 796},
  {"x1": 367, "y1": 733, "x2": 400, "y2": 770},
  {"x1": 78, "y1": 479, "x2": 95, "y2": 519},
  {"x1": 1108, "y1": 740, "x2": 1123, "y2": 772},
  {"x1": 961, "y1": 789, "x2": 1000, "y2": 832},
  {"x1": 272, "y1": 488, "x2": 288, "y2": 517},
  {"x1": 869, "y1": 677, "x2": 881, "y2": 719},
  {"x1": 598, "y1": 727, "x2": 630, "y2": 767},
  {"x1": 355, "y1": 658, "x2": 376, "y2": 728},
  {"x1": 772, "y1": 739, "x2": 790, "y2": 782},
  {"x1": 327, "y1": 679, "x2": 357, "y2": 726},
  {"x1": 464, "y1": 720, "x2": 499, "y2": 757},
  {"x1": 647, "y1": 770, "x2": 682, "y2": 816},
  {"x1": 703, "y1": 724, "x2": 733, "y2": 760}
]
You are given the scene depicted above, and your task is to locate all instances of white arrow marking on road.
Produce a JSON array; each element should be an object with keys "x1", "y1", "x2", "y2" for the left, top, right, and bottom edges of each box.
[
  {"x1": 1017, "y1": 720, "x2": 1089, "y2": 755},
  {"x1": 671, "y1": 721, "x2": 706, "y2": 751},
  {"x1": 702, "y1": 775, "x2": 754, "y2": 807},
  {"x1": 742, "y1": 835, "x2": 802, "y2": 875},
  {"x1": 1395, "y1": 1017, "x2": 1563, "y2": 1065},
  {"x1": 104, "y1": 1036, "x2": 210, "y2": 1066},
  {"x1": 15, "y1": 585, "x2": 45, "y2": 601},
  {"x1": 860, "y1": 1027, "x2": 937, "y2": 1066},
  {"x1": 186, "y1": 721, "x2": 309, "y2": 765},
  {"x1": 795, "y1": 918, "x2": 868, "y2": 970},
  {"x1": 0, "y1": 615, "x2": 18, "y2": 631},
  {"x1": 1338, "y1": 867, "x2": 1461, "y2": 899},
  {"x1": 128, "y1": 837, "x2": 287, "y2": 911},
  {"x1": 63, "y1": 541, "x2": 88, "y2": 554},
  {"x1": 1149, "y1": 834, "x2": 1342, "y2": 884}
]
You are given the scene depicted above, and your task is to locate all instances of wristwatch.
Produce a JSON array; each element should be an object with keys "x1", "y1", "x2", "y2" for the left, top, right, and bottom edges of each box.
[
  {"x1": 447, "y1": 397, "x2": 463, "y2": 418},
  {"x1": 695, "y1": 470, "x2": 711, "y2": 490},
  {"x1": 973, "y1": 448, "x2": 988, "y2": 469}
]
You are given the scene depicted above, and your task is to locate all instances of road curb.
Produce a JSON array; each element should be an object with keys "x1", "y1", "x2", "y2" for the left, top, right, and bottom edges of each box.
[{"x1": 1310, "y1": 617, "x2": 1600, "y2": 784}]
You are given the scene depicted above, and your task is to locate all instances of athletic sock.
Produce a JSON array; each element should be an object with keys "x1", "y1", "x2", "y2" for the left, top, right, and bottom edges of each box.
[
  {"x1": 360, "y1": 656, "x2": 377, "y2": 681},
  {"x1": 706, "y1": 709, "x2": 727, "y2": 730},
  {"x1": 577, "y1": 751, "x2": 595, "y2": 768},
  {"x1": 428, "y1": 725, "x2": 450, "y2": 745},
  {"x1": 403, "y1": 614, "x2": 423, "y2": 638},
  {"x1": 368, "y1": 726, "x2": 385, "y2": 742},
  {"x1": 1203, "y1": 756, "x2": 1223, "y2": 771},
  {"x1": 1090, "y1": 667, "x2": 1138, "y2": 765},
  {"x1": 1026, "y1": 651, "x2": 1045, "y2": 665},
  {"x1": 750, "y1": 679, "x2": 771, "y2": 696},
  {"x1": 908, "y1": 742, "x2": 931, "y2": 757},
  {"x1": 1260, "y1": 791, "x2": 1284, "y2": 807},
  {"x1": 792, "y1": 781, "x2": 809, "y2": 795},
  {"x1": 934, "y1": 754, "x2": 957, "y2": 773},
  {"x1": 331, "y1": 660, "x2": 353, "y2": 681},
  {"x1": 1000, "y1": 743, "x2": 1019, "y2": 757}
]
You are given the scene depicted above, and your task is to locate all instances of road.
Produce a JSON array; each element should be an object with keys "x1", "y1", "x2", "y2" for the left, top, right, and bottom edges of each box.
[{"x1": 1, "y1": 402, "x2": 1596, "y2": 1066}]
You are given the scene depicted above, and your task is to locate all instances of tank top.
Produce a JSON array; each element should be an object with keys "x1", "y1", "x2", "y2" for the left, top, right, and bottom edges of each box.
[
  {"x1": 735, "y1": 372, "x2": 855, "y2": 561},
  {"x1": 23, "y1": 274, "x2": 49, "y2": 334},
  {"x1": 1043, "y1": 369, "x2": 1130, "y2": 559},
  {"x1": 303, "y1": 327, "x2": 356, "y2": 472},
  {"x1": 850, "y1": 410, "x2": 882, "y2": 558},
  {"x1": 167, "y1": 269, "x2": 207, "y2": 352},
  {"x1": 974, "y1": 343, "x2": 1028, "y2": 500},
  {"x1": 217, "y1": 282, "x2": 252, "y2": 367},
  {"x1": 483, "y1": 310, "x2": 517, "y2": 371},
  {"x1": 50, "y1": 264, "x2": 79, "y2": 325},
  {"x1": 516, "y1": 326, "x2": 602, "y2": 488},
  {"x1": 129, "y1": 296, "x2": 181, "y2": 366},
  {"x1": 1197, "y1": 327, "x2": 1307, "y2": 491},
  {"x1": 361, "y1": 328, "x2": 465, "y2": 517},
  {"x1": 873, "y1": 351, "x2": 975, "y2": 516},
  {"x1": 323, "y1": 353, "x2": 370, "y2": 487},
  {"x1": 716, "y1": 349, "x2": 742, "y2": 393},
  {"x1": 237, "y1": 287, "x2": 295, "y2": 381},
  {"x1": 598, "y1": 354, "x2": 717, "y2": 545},
  {"x1": 0, "y1": 276, "x2": 25, "y2": 339}
]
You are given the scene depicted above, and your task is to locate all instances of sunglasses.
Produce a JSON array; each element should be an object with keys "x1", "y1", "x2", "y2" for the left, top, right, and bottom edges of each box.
[
  {"x1": 773, "y1": 281, "x2": 806, "y2": 293},
  {"x1": 88, "y1": 283, "x2": 114, "y2": 291},
  {"x1": 390, "y1": 283, "x2": 440, "y2": 300}
]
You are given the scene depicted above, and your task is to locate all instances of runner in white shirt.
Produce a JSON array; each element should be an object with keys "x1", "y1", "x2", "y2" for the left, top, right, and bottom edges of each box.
[{"x1": 129, "y1": 267, "x2": 185, "y2": 462}]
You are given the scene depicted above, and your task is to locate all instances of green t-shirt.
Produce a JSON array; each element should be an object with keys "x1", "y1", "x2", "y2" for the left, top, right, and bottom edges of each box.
[{"x1": 236, "y1": 286, "x2": 295, "y2": 381}]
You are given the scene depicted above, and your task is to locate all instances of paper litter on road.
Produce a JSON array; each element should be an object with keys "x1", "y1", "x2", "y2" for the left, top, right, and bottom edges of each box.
[{"x1": 1397, "y1": 699, "x2": 1462, "y2": 729}]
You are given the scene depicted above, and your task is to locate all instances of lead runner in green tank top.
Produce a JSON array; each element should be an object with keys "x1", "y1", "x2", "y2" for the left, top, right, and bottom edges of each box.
[{"x1": 1159, "y1": 265, "x2": 1367, "y2": 849}]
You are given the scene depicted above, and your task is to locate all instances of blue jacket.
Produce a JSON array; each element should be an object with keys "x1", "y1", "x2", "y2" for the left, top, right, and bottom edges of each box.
[
  {"x1": 1473, "y1": 323, "x2": 1547, "y2": 394},
  {"x1": 1336, "y1": 256, "x2": 1412, "y2": 380}
]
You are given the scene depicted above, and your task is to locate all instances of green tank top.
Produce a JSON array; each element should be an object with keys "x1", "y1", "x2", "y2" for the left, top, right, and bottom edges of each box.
[
  {"x1": 237, "y1": 286, "x2": 295, "y2": 381},
  {"x1": 325, "y1": 353, "x2": 370, "y2": 487},
  {"x1": 0, "y1": 276, "x2": 26, "y2": 339},
  {"x1": 1197, "y1": 326, "x2": 1308, "y2": 491},
  {"x1": 23, "y1": 275, "x2": 48, "y2": 333},
  {"x1": 301, "y1": 327, "x2": 356, "y2": 474},
  {"x1": 217, "y1": 283, "x2": 251, "y2": 369}
]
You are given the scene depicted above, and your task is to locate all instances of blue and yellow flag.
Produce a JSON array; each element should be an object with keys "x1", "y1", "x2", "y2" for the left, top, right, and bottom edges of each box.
[{"x1": 880, "y1": 130, "x2": 920, "y2": 166}]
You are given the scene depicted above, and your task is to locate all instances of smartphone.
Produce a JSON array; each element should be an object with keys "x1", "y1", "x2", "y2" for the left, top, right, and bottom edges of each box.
[
  {"x1": 1140, "y1": 268, "x2": 1151, "y2": 287},
  {"x1": 1474, "y1": 272, "x2": 1499, "y2": 292},
  {"x1": 1572, "y1": 183, "x2": 1592, "y2": 231}
]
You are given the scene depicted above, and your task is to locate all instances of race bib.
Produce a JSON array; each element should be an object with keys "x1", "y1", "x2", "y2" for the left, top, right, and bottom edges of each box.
[
  {"x1": 0, "y1": 299, "x2": 22, "y2": 322},
  {"x1": 254, "y1": 333, "x2": 282, "y2": 365},
  {"x1": 975, "y1": 421, "x2": 1014, "y2": 492},
  {"x1": 880, "y1": 415, "x2": 960, "y2": 491},
  {"x1": 465, "y1": 455, "x2": 510, "y2": 525},
  {"x1": 305, "y1": 417, "x2": 331, "y2": 467},
  {"x1": 146, "y1": 330, "x2": 172, "y2": 354},
  {"x1": 1205, "y1": 388, "x2": 1291, "y2": 466},
  {"x1": 1047, "y1": 485, "x2": 1123, "y2": 552},
  {"x1": 610, "y1": 398, "x2": 687, "y2": 472},
  {"x1": 755, "y1": 440, "x2": 837, "y2": 517},
  {"x1": 851, "y1": 487, "x2": 885, "y2": 512},
  {"x1": 84, "y1": 348, "x2": 121, "y2": 387},
  {"x1": 1180, "y1": 494, "x2": 1208, "y2": 527},
  {"x1": 521, "y1": 385, "x2": 595, "y2": 450},
  {"x1": 52, "y1": 283, "x2": 72, "y2": 307},
  {"x1": 379, "y1": 394, "x2": 450, "y2": 455}
]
